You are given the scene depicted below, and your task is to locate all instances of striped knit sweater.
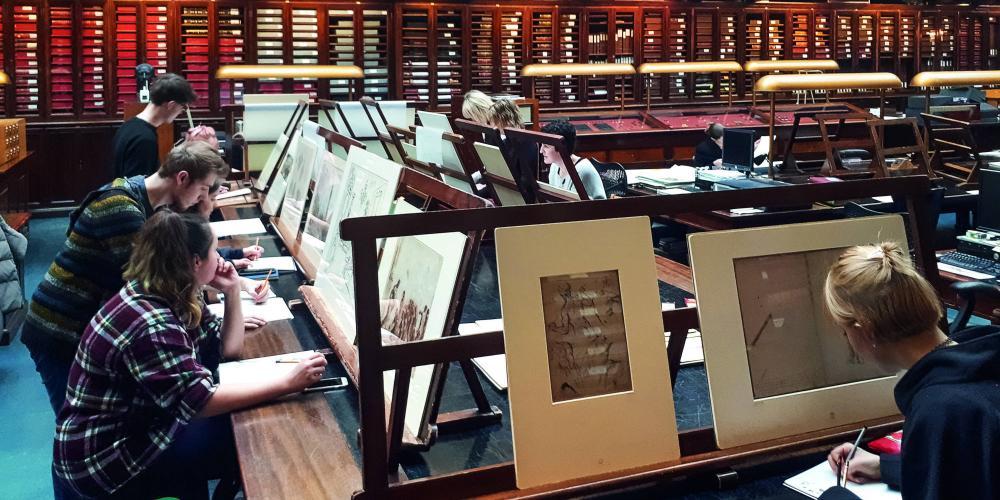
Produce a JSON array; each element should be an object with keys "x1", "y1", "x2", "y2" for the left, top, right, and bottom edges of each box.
[{"x1": 23, "y1": 177, "x2": 152, "y2": 346}]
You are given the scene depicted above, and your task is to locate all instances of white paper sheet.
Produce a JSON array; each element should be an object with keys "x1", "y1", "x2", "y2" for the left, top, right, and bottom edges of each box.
[
  {"x1": 458, "y1": 318, "x2": 509, "y2": 390},
  {"x1": 218, "y1": 350, "x2": 320, "y2": 385},
  {"x1": 245, "y1": 256, "x2": 298, "y2": 272},
  {"x1": 627, "y1": 165, "x2": 697, "y2": 186},
  {"x1": 207, "y1": 297, "x2": 294, "y2": 322},
  {"x1": 216, "y1": 188, "x2": 252, "y2": 200},
  {"x1": 784, "y1": 461, "x2": 900, "y2": 500},
  {"x1": 415, "y1": 126, "x2": 445, "y2": 167},
  {"x1": 657, "y1": 188, "x2": 690, "y2": 195},
  {"x1": 210, "y1": 219, "x2": 267, "y2": 238},
  {"x1": 872, "y1": 195, "x2": 895, "y2": 203},
  {"x1": 937, "y1": 262, "x2": 996, "y2": 280}
]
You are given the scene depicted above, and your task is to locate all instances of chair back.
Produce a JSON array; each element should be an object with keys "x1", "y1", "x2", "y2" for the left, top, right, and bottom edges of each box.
[{"x1": 590, "y1": 159, "x2": 628, "y2": 197}]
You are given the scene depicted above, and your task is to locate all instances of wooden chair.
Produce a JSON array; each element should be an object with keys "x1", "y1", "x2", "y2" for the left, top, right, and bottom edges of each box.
[
  {"x1": 868, "y1": 118, "x2": 933, "y2": 179},
  {"x1": 921, "y1": 113, "x2": 1000, "y2": 187},
  {"x1": 816, "y1": 112, "x2": 880, "y2": 178}
]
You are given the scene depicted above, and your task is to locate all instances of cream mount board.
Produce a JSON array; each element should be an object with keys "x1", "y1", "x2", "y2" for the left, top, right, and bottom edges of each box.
[
  {"x1": 689, "y1": 215, "x2": 907, "y2": 449},
  {"x1": 496, "y1": 216, "x2": 680, "y2": 489}
]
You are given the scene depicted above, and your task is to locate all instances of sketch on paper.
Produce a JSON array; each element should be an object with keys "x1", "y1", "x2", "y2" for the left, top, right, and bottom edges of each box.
[
  {"x1": 320, "y1": 165, "x2": 390, "y2": 303},
  {"x1": 380, "y1": 237, "x2": 443, "y2": 342},
  {"x1": 314, "y1": 148, "x2": 402, "y2": 336},
  {"x1": 303, "y1": 152, "x2": 346, "y2": 245},
  {"x1": 540, "y1": 270, "x2": 633, "y2": 403},
  {"x1": 733, "y1": 248, "x2": 892, "y2": 399},
  {"x1": 280, "y1": 136, "x2": 317, "y2": 226}
]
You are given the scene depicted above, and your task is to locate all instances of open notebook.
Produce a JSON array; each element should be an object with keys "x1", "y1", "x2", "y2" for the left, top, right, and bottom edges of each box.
[{"x1": 784, "y1": 461, "x2": 900, "y2": 500}]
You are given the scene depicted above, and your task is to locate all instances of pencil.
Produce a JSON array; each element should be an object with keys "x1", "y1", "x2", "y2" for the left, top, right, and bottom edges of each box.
[
  {"x1": 257, "y1": 269, "x2": 273, "y2": 296},
  {"x1": 275, "y1": 359, "x2": 300, "y2": 364},
  {"x1": 186, "y1": 107, "x2": 195, "y2": 130}
]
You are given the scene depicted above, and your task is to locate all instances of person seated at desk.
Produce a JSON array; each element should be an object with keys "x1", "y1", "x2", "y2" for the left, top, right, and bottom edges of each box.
[
  {"x1": 22, "y1": 141, "x2": 229, "y2": 416},
  {"x1": 191, "y1": 181, "x2": 269, "y2": 331},
  {"x1": 693, "y1": 123, "x2": 724, "y2": 168},
  {"x1": 112, "y1": 73, "x2": 198, "y2": 179},
  {"x1": 53, "y1": 211, "x2": 328, "y2": 500},
  {"x1": 461, "y1": 89, "x2": 494, "y2": 125},
  {"x1": 487, "y1": 98, "x2": 540, "y2": 203},
  {"x1": 539, "y1": 120, "x2": 607, "y2": 200},
  {"x1": 820, "y1": 242, "x2": 1000, "y2": 500}
]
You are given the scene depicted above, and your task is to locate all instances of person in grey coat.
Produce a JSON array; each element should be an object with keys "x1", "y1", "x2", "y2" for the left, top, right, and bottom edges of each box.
[{"x1": 0, "y1": 215, "x2": 26, "y2": 345}]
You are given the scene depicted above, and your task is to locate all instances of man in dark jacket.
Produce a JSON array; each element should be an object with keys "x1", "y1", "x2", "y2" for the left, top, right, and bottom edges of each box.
[{"x1": 111, "y1": 73, "x2": 197, "y2": 179}]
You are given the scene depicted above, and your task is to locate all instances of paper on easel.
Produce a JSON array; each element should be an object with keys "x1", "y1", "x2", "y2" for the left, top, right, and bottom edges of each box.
[
  {"x1": 207, "y1": 297, "x2": 294, "y2": 322},
  {"x1": 217, "y1": 188, "x2": 253, "y2": 200},
  {"x1": 784, "y1": 461, "x2": 900, "y2": 500},
  {"x1": 459, "y1": 318, "x2": 509, "y2": 390},
  {"x1": 245, "y1": 256, "x2": 298, "y2": 272},
  {"x1": 218, "y1": 350, "x2": 318, "y2": 385},
  {"x1": 210, "y1": 218, "x2": 267, "y2": 238},
  {"x1": 415, "y1": 126, "x2": 445, "y2": 167}
]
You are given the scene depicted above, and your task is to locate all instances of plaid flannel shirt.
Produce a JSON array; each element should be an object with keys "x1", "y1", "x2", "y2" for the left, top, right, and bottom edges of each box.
[{"x1": 54, "y1": 280, "x2": 223, "y2": 498}]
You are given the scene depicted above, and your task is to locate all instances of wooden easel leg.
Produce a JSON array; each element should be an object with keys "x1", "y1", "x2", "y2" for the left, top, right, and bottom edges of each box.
[
  {"x1": 434, "y1": 360, "x2": 503, "y2": 434},
  {"x1": 386, "y1": 367, "x2": 412, "y2": 471}
]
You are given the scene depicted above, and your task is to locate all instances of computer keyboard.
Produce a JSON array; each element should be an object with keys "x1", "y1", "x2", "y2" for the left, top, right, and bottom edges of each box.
[{"x1": 937, "y1": 251, "x2": 1000, "y2": 278}]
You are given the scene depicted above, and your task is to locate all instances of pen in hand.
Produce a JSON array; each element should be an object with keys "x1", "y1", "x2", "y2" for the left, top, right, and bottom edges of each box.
[{"x1": 840, "y1": 426, "x2": 868, "y2": 487}]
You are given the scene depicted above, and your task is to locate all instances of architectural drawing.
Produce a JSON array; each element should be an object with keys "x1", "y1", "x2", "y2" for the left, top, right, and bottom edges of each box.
[
  {"x1": 733, "y1": 248, "x2": 891, "y2": 399},
  {"x1": 539, "y1": 270, "x2": 633, "y2": 403}
]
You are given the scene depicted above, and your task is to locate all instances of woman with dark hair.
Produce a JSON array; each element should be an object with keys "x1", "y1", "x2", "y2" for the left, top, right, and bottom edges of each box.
[
  {"x1": 53, "y1": 210, "x2": 327, "y2": 499},
  {"x1": 539, "y1": 119, "x2": 606, "y2": 199}
]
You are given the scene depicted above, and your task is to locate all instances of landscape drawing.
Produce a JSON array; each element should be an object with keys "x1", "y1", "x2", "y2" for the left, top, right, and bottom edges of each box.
[
  {"x1": 380, "y1": 236, "x2": 443, "y2": 342},
  {"x1": 303, "y1": 152, "x2": 346, "y2": 244},
  {"x1": 540, "y1": 270, "x2": 633, "y2": 403}
]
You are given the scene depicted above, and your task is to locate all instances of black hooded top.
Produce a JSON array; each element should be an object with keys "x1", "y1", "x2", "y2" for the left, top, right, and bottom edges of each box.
[
  {"x1": 822, "y1": 326, "x2": 1000, "y2": 500},
  {"x1": 882, "y1": 326, "x2": 1000, "y2": 498}
]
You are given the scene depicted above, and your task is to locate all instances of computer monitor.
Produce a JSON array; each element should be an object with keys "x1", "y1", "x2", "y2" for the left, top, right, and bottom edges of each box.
[
  {"x1": 979, "y1": 169, "x2": 1000, "y2": 233},
  {"x1": 689, "y1": 216, "x2": 907, "y2": 448},
  {"x1": 722, "y1": 128, "x2": 755, "y2": 175}
]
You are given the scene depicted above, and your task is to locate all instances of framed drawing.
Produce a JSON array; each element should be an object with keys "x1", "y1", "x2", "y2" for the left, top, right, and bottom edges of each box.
[
  {"x1": 688, "y1": 215, "x2": 907, "y2": 449},
  {"x1": 495, "y1": 216, "x2": 680, "y2": 489},
  {"x1": 314, "y1": 146, "x2": 403, "y2": 335},
  {"x1": 378, "y1": 200, "x2": 468, "y2": 440},
  {"x1": 275, "y1": 121, "x2": 325, "y2": 244}
]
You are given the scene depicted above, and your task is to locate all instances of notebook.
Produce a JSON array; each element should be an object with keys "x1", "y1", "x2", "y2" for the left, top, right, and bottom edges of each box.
[{"x1": 784, "y1": 462, "x2": 900, "y2": 500}]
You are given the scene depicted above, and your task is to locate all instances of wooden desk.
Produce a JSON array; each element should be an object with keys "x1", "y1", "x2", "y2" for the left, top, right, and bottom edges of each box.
[{"x1": 217, "y1": 206, "x2": 363, "y2": 499}]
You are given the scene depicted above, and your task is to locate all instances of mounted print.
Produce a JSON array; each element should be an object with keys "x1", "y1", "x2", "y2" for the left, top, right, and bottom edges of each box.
[
  {"x1": 314, "y1": 146, "x2": 403, "y2": 336},
  {"x1": 496, "y1": 216, "x2": 680, "y2": 489},
  {"x1": 689, "y1": 216, "x2": 906, "y2": 449},
  {"x1": 378, "y1": 200, "x2": 468, "y2": 440}
]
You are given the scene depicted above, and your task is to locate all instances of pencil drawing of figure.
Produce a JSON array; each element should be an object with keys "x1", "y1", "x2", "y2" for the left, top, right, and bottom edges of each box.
[{"x1": 540, "y1": 270, "x2": 632, "y2": 403}]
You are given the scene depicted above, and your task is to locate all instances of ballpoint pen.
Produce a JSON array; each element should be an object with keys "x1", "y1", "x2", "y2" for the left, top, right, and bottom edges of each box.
[{"x1": 841, "y1": 426, "x2": 868, "y2": 487}]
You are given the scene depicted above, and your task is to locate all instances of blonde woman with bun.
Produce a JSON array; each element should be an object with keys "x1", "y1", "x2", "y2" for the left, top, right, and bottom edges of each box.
[{"x1": 818, "y1": 241, "x2": 1000, "y2": 500}]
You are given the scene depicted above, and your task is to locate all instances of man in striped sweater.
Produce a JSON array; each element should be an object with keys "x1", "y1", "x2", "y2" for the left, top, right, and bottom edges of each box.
[{"x1": 21, "y1": 141, "x2": 229, "y2": 414}]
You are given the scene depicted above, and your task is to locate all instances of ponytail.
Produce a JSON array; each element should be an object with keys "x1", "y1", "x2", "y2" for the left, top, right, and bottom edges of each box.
[{"x1": 824, "y1": 241, "x2": 942, "y2": 343}]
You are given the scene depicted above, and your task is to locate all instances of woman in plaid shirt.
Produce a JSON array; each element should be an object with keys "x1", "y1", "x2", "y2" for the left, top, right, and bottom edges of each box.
[{"x1": 53, "y1": 210, "x2": 327, "y2": 499}]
